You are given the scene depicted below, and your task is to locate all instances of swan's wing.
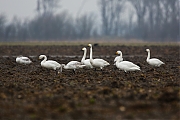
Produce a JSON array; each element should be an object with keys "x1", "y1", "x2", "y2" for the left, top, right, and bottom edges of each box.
[
  {"x1": 116, "y1": 62, "x2": 140, "y2": 71},
  {"x1": 21, "y1": 57, "x2": 32, "y2": 62},
  {"x1": 94, "y1": 59, "x2": 110, "y2": 65},
  {"x1": 73, "y1": 61, "x2": 86, "y2": 68},
  {"x1": 149, "y1": 58, "x2": 164, "y2": 66},
  {"x1": 46, "y1": 60, "x2": 61, "y2": 67},
  {"x1": 121, "y1": 61, "x2": 140, "y2": 68},
  {"x1": 66, "y1": 61, "x2": 85, "y2": 69},
  {"x1": 66, "y1": 61, "x2": 78, "y2": 66},
  {"x1": 129, "y1": 67, "x2": 141, "y2": 71}
]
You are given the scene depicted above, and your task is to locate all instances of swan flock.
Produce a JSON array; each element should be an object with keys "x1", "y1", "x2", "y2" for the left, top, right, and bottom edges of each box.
[{"x1": 16, "y1": 44, "x2": 165, "y2": 74}]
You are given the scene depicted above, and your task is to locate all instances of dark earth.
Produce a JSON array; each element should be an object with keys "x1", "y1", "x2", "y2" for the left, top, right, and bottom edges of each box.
[{"x1": 0, "y1": 44, "x2": 179, "y2": 120}]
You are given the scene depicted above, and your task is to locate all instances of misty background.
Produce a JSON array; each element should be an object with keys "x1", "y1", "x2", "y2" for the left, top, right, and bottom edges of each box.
[{"x1": 0, "y1": 0, "x2": 179, "y2": 42}]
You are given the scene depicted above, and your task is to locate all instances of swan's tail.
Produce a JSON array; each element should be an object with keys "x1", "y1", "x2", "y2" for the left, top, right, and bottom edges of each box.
[
  {"x1": 105, "y1": 62, "x2": 110, "y2": 66},
  {"x1": 130, "y1": 67, "x2": 141, "y2": 71}
]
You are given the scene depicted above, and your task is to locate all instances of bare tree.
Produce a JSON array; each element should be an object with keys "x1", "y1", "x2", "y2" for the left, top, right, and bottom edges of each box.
[
  {"x1": 75, "y1": 13, "x2": 97, "y2": 39},
  {"x1": 99, "y1": 0, "x2": 124, "y2": 36},
  {"x1": 0, "y1": 14, "x2": 6, "y2": 41},
  {"x1": 129, "y1": 0, "x2": 148, "y2": 39},
  {"x1": 161, "y1": 0, "x2": 179, "y2": 40},
  {"x1": 36, "y1": 0, "x2": 60, "y2": 15}
]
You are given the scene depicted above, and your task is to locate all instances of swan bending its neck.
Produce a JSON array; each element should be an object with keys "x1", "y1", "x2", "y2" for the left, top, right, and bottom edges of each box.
[
  {"x1": 62, "y1": 61, "x2": 85, "y2": 74},
  {"x1": 39, "y1": 55, "x2": 62, "y2": 74},
  {"x1": 40, "y1": 55, "x2": 47, "y2": 64}
]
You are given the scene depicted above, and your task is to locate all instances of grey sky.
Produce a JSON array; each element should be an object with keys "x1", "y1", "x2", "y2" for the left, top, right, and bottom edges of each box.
[{"x1": 0, "y1": 0, "x2": 100, "y2": 21}]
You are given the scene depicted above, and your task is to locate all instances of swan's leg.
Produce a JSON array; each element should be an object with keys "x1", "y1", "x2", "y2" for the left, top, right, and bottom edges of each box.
[
  {"x1": 73, "y1": 69, "x2": 76, "y2": 74},
  {"x1": 57, "y1": 67, "x2": 62, "y2": 74},
  {"x1": 60, "y1": 66, "x2": 63, "y2": 73},
  {"x1": 124, "y1": 71, "x2": 127, "y2": 76},
  {"x1": 56, "y1": 70, "x2": 58, "y2": 75},
  {"x1": 100, "y1": 67, "x2": 103, "y2": 70}
]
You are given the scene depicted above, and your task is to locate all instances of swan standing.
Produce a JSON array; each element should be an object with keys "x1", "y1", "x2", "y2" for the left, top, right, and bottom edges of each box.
[
  {"x1": 39, "y1": 55, "x2": 62, "y2": 74},
  {"x1": 81, "y1": 47, "x2": 93, "y2": 68},
  {"x1": 16, "y1": 56, "x2": 32, "y2": 65},
  {"x1": 62, "y1": 61, "x2": 86, "y2": 74},
  {"x1": 115, "y1": 51, "x2": 140, "y2": 72},
  {"x1": 88, "y1": 44, "x2": 110, "y2": 70},
  {"x1": 146, "y1": 49, "x2": 165, "y2": 67}
]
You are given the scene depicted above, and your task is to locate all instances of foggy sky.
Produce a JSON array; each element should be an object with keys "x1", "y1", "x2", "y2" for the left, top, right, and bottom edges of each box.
[{"x1": 0, "y1": 0, "x2": 100, "y2": 21}]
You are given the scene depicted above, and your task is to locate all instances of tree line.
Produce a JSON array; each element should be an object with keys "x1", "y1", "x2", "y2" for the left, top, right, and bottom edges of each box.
[{"x1": 0, "y1": 0, "x2": 179, "y2": 41}]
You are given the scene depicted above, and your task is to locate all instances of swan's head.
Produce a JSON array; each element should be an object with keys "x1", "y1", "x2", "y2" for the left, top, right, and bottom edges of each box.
[
  {"x1": 88, "y1": 44, "x2": 92, "y2": 47},
  {"x1": 82, "y1": 47, "x2": 86, "y2": 51},
  {"x1": 116, "y1": 51, "x2": 122, "y2": 55},
  {"x1": 39, "y1": 55, "x2": 45, "y2": 59},
  {"x1": 146, "y1": 49, "x2": 150, "y2": 52}
]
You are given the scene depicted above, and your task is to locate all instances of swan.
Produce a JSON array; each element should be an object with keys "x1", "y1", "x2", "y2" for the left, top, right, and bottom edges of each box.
[
  {"x1": 88, "y1": 44, "x2": 110, "y2": 70},
  {"x1": 115, "y1": 51, "x2": 140, "y2": 72},
  {"x1": 62, "y1": 61, "x2": 86, "y2": 74},
  {"x1": 39, "y1": 55, "x2": 62, "y2": 74},
  {"x1": 81, "y1": 47, "x2": 93, "y2": 68},
  {"x1": 16, "y1": 56, "x2": 32, "y2": 65},
  {"x1": 146, "y1": 49, "x2": 165, "y2": 67}
]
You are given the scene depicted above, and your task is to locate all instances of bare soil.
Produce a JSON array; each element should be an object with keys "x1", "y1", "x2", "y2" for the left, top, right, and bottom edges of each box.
[{"x1": 0, "y1": 45, "x2": 179, "y2": 120}]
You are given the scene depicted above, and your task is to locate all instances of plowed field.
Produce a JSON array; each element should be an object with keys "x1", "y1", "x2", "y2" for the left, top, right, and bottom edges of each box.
[{"x1": 0, "y1": 44, "x2": 179, "y2": 120}]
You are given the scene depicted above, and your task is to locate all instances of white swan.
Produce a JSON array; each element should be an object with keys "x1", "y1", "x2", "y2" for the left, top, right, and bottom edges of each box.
[
  {"x1": 81, "y1": 47, "x2": 93, "y2": 68},
  {"x1": 115, "y1": 51, "x2": 140, "y2": 72},
  {"x1": 146, "y1": 49, "x2": 165, "y2": 67},
  {"x1": 62, "y1": 61, "x2": 86, "y2": 73},
  {"x1": 39, "y1": 55, "x2": 62, "y2": 74},
  {"x1": 88, "y1": 44, "x2": 110, "y2": 70},
  {"x1": 16, "y1": 56, "x2": 32, "y2": 65}
]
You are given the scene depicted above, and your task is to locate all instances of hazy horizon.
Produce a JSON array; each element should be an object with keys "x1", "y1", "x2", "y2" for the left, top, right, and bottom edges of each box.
[{"x1": 0, "y1": 0, "x2": 100, "y2": 22}]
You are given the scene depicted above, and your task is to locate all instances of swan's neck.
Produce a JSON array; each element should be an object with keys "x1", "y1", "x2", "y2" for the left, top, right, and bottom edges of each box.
[
  {"x1": 89, "y1": 46, "x2": 93, "y2": 62},
  {"x1": 147, "y1": 51, "x2": 150, "y2": 61},
  {"x1": 117, "y1": 53, "x2": 122, "y2": 63},
  {"x1": 119, "y1": 52, "x2": 122, "y2": 59},
  {"x1": 81, "y1": 49, "x2": 87, "y2": 62},
  {"x1": 41, "y1": 56, "x2": 47, "y2": 64}
]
